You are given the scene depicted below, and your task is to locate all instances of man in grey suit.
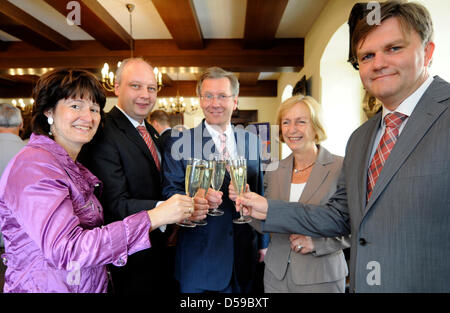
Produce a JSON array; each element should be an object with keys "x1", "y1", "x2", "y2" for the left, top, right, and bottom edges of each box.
[{"x1": 237, "y1": 1, "x2": 449, "y2": 292}]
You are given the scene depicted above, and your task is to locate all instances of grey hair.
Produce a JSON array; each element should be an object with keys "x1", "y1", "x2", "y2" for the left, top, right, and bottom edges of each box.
[
  {"x1": 115, "y1": 57, "x2": 153, "y2": 85},
  {"x1": 0, "y1": 103, "x2": 23, "y2": 128},
  {"x1": 196, "y1": 67, "x2": 239, "y2": 97}
]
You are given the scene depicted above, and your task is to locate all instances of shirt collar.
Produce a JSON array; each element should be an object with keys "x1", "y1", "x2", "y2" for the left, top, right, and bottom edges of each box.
[
  {"x1": 204, "y1": 120, "x2": 233, "y2": 140},
  {"x1": 115, "y1": 105, "x2": 146, "y2": 128},
  {"x1": 382, "y1": 76, "x2": 434, "y2": 122}
]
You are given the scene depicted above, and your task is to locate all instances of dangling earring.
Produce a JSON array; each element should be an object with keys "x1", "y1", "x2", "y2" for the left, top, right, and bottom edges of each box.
[{"x1": 48, "y1": 116, "x2": 54, "y2": 136}]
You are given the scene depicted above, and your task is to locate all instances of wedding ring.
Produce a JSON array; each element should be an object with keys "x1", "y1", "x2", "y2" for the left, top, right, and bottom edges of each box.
[
  {"x1": 189, "y1": 208, "x2": 193, "y2": 214},
  {"x1": 297, "y1": 245, "x2": 303, "y2": 251}
]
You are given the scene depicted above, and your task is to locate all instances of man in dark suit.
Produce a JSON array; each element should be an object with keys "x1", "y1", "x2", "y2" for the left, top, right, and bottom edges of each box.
[
  {"x1": 80, "y1": 58, "x2": 207, "y2": 293},
  {"x1": 148, "y1": 109, "x2": 172, "y2": 151},
  {"x1": 237, "y1": 1, "x2": 450, "y2": 292},
  {"x1": 162, "y1": 67, "x2": 269, "y2": 293}
]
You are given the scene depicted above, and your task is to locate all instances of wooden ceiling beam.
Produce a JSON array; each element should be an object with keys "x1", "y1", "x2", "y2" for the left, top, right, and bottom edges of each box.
[
  {"x1": 238, "y1": 72, "x2": 260, "y2": 85},
  {"x1": 244, "y1": 0, "x2": 289, "y2": 48},
  {"x1": 0, "y1": 39, "x2": 303, "y2": 72},
  {"x1": 0, "y1": 39, "x2": 9, "y2": 51},
  {"x1": 0, "y1": 0, "x2": 71, "y2": 51},
  {"x1": 161, "y1": 73, "x2": 173, "y2": 87},
  {"x1": 152, "y1": 0, "x2": 203, "y2": 49},
  {"x1": 0, "y1": 79, "x2": 277, "y2": 98},
  {"x1": 43, "y1": 0, "x2": 132, "y2": 50}
]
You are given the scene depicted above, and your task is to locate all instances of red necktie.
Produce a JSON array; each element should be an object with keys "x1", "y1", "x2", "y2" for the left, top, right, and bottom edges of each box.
[
  {"x1": 137, "y1": 126, "x2": 160, "y2": 171},
  {"x1": 366, "y1": 112, "x2": 408, "y2": 202}
]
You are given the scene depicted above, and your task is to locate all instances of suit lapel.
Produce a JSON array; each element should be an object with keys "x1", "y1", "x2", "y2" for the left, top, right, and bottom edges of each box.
[
  {"x1": 357, "y1": 114, "x2": 382, "y2": 215},
  {"x1": 365, "y1": 77, "x2": 449, "y2": 214},
  {"x1": 299, "y1": 146, "x2": 332, "y2": 203},
  {"x1": 277, "y1": 154, "x2": 293, "y2": 202},
  {"x1": 110, "y1": 107, "x2": 158, "y2": 168}
]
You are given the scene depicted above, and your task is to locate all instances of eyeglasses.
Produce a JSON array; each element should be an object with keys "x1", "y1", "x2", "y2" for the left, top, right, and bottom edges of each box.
[{"x1": 200, "y1": 93, "x2": 234, "y2": 103}]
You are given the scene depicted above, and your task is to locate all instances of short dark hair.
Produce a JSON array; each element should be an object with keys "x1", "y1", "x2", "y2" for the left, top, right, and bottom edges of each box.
[
  {"x1": 31, "y1": 68, "x2": 106, "y2": 137},
  {"x1": 350, "y1": 1, "x2": 434, "y2": 67},
  {"x1": 149, "y1": 109, "x2": 170, "y2": 125}
]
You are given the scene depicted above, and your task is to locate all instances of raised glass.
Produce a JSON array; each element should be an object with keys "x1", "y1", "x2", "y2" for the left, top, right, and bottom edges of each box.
[
  {"x1": 208, "y1": 154, "x2": 226, "y2": 216},
  {"x1": 229, "y1": 156, "x2": 251, "y2": 224},
  {"x1": 178, "y1": 158, "x2": 205, "y2": 228}
]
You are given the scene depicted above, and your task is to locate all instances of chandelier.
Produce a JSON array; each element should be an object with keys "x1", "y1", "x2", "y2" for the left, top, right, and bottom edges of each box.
[
  {"x1": 12, "y1": 98, "x2": 33, "y2": 115},
  {"x1": 157, "y1": 73, "x2": 199, "y2": 115},
  {"x1": 100, "y1": 3, "x2": 163, "y2": 92}
]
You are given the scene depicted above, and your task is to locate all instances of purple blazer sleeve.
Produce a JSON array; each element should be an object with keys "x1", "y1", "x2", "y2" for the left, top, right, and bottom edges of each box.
[{"x1": 2, "y1": 150, "x2": 151, "y2": 269}]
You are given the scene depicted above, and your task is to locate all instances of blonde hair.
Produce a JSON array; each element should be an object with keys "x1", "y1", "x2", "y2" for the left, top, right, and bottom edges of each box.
[{"x1": 276, "y1": 95, "x2": 327, "y2": 144}]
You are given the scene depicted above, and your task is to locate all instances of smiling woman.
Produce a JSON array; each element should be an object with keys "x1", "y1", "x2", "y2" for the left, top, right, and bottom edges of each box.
[{"x1": 0, "y1": 68, "x2": 195, "y2": 293}]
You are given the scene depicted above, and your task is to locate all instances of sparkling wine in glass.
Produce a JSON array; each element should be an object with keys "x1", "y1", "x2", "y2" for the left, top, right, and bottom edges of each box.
[
  {"x1": 230, "y1": 157, "x2": 251, "y2": 224},
  {"x1": 208, "y1": 154, "x2": 226, "y2": 216},
  {"x1": 193, "y1": 160, "x2": 214, "y2": 226},
  {"x1": 178, "y1": 158, "x2": 205, "y2": 227}
]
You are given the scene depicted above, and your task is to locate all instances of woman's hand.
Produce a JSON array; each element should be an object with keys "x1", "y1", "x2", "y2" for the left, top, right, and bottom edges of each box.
[
  {"x1": 147, "y1": 194, "x2": 196, "y2": 230},
  {"x1": 289, "y1": 234, "x2": 315, "y2": 254}
]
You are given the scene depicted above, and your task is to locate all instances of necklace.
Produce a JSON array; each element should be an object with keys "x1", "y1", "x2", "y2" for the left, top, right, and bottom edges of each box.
[{"x1": 293, "y1": 162, "x2": 315, "y2": 173}]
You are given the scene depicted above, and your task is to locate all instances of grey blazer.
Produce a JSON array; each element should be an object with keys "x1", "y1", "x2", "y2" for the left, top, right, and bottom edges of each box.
[
  {"x1": 263, "y1": 146, "x2": 350, "y2": 286},
  {"x1": 263, "y1": 76, "x2": 450, "y2": 292}
]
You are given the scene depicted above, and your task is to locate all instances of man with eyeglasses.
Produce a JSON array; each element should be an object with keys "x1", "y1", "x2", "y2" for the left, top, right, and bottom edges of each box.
[{"x1": 162, "y1": 67, "x2": 269, "y2": 293}]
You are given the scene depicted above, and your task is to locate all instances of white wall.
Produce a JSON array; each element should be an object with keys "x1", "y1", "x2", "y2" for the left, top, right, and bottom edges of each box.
[{"x1": 320, "y1": 23, "x2": 363, "y2": 157}]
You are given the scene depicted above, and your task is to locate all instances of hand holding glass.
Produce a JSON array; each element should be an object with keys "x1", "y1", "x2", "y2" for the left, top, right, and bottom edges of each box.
[
  {"x1": 208, "y1": 154, "x2": 226, "y2": 216},
  {"x1": 193, "y1": 160, "x2": 214, "y2": 226},
  {"x1": 178, "y1": 158, "x2": 205, "y2": 228},
  {"x1": 229, "y1": 157, "x2": 252, "y2": 224}
]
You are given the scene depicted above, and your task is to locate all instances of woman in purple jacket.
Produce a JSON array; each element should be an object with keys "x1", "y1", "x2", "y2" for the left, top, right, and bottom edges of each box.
[{"x1": 0, "y1": 69, "x2": 204, "y2": 293}]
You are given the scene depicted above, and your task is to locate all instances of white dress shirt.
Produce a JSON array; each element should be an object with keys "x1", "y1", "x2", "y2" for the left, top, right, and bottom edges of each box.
[
  {"x1": 204, "y1": 121, "x2": 238, "y2": 158},
  {"x1": 369, "y1": 76, "x2": 434, "y2": 163}
]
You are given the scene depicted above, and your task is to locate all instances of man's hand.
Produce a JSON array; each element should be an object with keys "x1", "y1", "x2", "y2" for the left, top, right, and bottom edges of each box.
[
  {"x1": 205, "y1": 188, "x2": 223, "y2": 209},
  {"x1": 228, "y1": 183, "x2": 250, "y2": 202},
  {"x1": 191, "y1": 196, "x2": 209, "y2": 221},
  {"x1": 235, "y1": 192, "x2": 268, "y2": 220}
]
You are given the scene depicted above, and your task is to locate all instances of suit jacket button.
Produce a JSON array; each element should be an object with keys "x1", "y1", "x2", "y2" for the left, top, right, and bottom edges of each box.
[{"x1": 359, "y1": 238, "x2": 367, "y2": 246}]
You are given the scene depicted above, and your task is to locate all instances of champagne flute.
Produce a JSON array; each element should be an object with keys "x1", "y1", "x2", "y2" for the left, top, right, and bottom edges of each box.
[
  {"x1": 230, "y1": 156, "x2": 252, "y2": 224},
  {"x1": 193, "y1": 160, "x2": 214, "y2": 226},
  {"x1": 178, "y1": 158, "x2": 205, "y2": 227},
  {"x1": 208, "y1": 154, "x2": 226, "y2": 216}
]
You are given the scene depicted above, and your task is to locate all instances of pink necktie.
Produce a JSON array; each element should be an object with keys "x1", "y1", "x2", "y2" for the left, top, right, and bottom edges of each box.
[
  {"x1": 366, "y1": 112, "x2": 408, "y2": 201},
  {"x1": 137, "y1": 126, "x2": 160, "y2": 171},
  {"x1": 219, "y1": 133, "x2": 230, "y2": 159}
]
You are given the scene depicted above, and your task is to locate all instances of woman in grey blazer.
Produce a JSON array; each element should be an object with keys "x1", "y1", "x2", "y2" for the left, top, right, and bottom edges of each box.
[{"x1": 263, "y1": 95, "x2": 350, "y2": 293}]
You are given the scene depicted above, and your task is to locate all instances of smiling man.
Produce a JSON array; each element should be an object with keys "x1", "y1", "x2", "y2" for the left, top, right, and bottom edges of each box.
[
  {"x1": 236, "y1": 1, "x2": 450, "y2": 292},
  {"x1": 162, "y1": 67, "x2": 269, "y2": 293},
  {"x1": 78, "y1": 58, "x2": 209, "y2": 294}
]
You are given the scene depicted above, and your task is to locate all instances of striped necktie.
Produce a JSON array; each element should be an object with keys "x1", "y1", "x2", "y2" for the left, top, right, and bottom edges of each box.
[
  {"x1": 137, "y1": 125, "x2": 160, "y2": 171},
  {"x1": 219, "y1": 133, "x2": 230, "y2": 159}
]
